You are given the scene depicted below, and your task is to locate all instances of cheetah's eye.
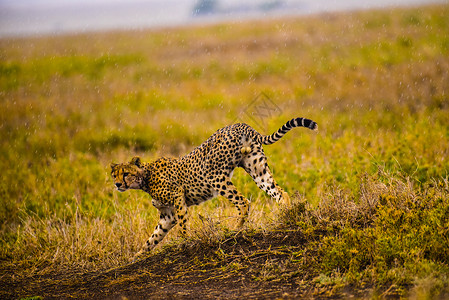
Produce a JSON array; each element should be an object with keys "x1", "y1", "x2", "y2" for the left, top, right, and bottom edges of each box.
[{"x1": 123, "y1": 172, "x2": 129, "y2": 177}]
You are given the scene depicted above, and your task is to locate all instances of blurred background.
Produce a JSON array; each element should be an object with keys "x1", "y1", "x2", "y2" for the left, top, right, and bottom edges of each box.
[{"x1": 0, "y1": 0, "x2": 446, "y2": 37}]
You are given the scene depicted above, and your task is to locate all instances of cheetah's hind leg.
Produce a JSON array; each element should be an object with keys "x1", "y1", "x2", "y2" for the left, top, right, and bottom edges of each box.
[
  {"x1": 211, "y1": 174, "x2": 250, "y2": 228},
  {"x1": 241, "y1": 145, "x2": 291, "y2": 205}
]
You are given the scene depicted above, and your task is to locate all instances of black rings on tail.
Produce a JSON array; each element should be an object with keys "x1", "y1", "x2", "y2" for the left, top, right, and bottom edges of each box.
[{"x1": 259, "y1": 117, "x2": 318, "y2": 145}]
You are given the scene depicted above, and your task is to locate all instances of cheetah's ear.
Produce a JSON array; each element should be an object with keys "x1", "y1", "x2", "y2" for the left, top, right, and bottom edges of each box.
[
  {"x1": 130, "y1": 156, "x2": 142, "y2": 168},
  {"x1": 110, "y1": 163, "x2": 118, "y2": 169}
]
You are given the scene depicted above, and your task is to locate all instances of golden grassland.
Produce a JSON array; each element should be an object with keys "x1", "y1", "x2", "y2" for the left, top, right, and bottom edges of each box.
[{"x1": 1, "y1": 4, "x2": 449, "y2": 298}]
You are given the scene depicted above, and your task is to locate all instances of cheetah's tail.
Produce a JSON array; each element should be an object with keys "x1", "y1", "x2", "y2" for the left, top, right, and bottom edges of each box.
[{"x1": 259, "y1": 117, "x2": 318, "y2": 145}]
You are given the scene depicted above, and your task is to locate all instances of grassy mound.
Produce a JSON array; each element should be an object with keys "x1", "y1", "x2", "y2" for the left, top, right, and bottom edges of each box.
[{"x1": 3, "y1": 173, "x2": 447, "y2": 299}]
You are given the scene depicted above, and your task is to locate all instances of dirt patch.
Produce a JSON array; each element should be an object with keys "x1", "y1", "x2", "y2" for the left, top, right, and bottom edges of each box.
[{"x1": 1, "y1": 229, "x2": 372, "y2": 299}]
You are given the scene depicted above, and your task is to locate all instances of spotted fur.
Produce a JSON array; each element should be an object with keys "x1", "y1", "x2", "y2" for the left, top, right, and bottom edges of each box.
[{"x1": 111, "y1": 117, "x2": 317, "y2": 259}]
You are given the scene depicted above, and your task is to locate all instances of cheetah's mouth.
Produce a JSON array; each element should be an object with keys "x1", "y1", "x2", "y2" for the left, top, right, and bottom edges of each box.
[{"x1": 115, "y1": 184, "x2": 127, "y2": 192}]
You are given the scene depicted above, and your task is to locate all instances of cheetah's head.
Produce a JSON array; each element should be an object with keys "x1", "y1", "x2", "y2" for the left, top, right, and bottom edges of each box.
[{"x1": 110, "y1": 156, "x2": 144, "y2": 192}]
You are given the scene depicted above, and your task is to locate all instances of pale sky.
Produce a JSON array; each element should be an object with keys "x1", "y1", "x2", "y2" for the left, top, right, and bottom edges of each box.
[{"x1": 0, "y1": 0, "x2": 446, "y2": 37}]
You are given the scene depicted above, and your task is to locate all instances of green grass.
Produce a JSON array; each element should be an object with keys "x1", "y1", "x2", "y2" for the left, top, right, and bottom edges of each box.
[
  {"x1": 277, "y1": 174, "x2": 449, "y2": 293},
  {"x1": 1, "y1": 4, "x2": 449, "y2": 298}
]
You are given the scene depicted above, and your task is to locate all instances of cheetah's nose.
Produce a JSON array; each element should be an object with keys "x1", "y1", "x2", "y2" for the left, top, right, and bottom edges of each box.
[{"x1": 115, "y1": 183, "x2": 122, "y2": 188}]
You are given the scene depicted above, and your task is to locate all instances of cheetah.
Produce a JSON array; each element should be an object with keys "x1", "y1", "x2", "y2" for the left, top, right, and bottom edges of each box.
[{"x1": 111, "y1": 117, "x2": 317, "y2": 258}]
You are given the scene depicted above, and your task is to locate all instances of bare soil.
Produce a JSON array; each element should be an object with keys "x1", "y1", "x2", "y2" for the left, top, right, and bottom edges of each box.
[{"x1": 0, "y1": 229, "x2": 378, "y2": 299}]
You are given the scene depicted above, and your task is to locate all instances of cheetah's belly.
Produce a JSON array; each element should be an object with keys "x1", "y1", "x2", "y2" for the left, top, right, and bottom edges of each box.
[
  {"x1": 151, "y1": 198, "x2": 170, "y2": 209},
  {"x1": 184, "y1": 188, "x2": 216, "y2": 206}
]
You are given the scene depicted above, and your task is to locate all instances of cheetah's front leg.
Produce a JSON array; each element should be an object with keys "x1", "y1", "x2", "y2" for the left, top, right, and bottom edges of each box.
[{"x1": 133, "y1": 207, "x2": 176, "y2": 260}]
